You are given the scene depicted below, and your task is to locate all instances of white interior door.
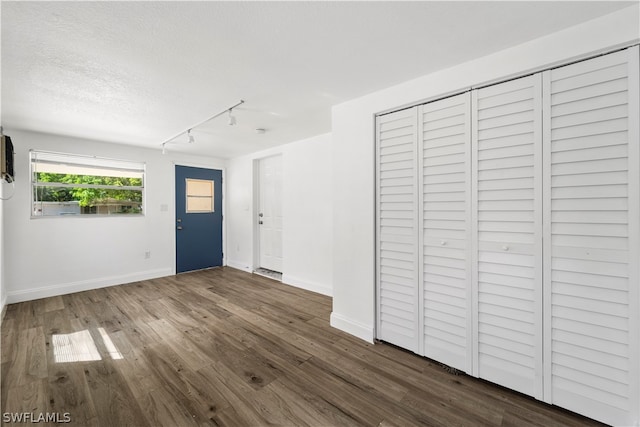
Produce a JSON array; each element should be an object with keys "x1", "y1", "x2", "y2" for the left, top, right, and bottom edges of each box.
[
  {"x1": 472, "y1": 74, "x2": 543, "y2": 399},
  {"x1": 376, "y1": 107, "x2": 420, "y2": 353},
  {"x1": 419, "y1": 93, "x2": 472, "y2": 372},
  {"x1": 258, "y1": 155, "x2": 283, "y2": 272},
  {"x1": 542, "y1": 46, "x2": 639, "y2": 426}
]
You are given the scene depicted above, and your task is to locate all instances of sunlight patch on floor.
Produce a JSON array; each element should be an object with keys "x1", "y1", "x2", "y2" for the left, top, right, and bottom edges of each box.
[{"x1": 52, "y1": 328, "x2": 123, "y2": 363}]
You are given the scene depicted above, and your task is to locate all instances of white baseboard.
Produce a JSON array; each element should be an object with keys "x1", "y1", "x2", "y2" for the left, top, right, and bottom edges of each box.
[
  {"x1": 6, "y1": 268, "x2": 173, "y2": 304},
  {"x1": 282, "y1": 274, "x2": 332, "y2": 297},
  {"x1": 0, "y1": 294, "x2": 7, "y2": 326},
  {"x1": 226, "y1": 260, "x2": 252, "y2": 273},
  {"x1": 330, "y1": 312, "x2": 374, "y2": 343}
]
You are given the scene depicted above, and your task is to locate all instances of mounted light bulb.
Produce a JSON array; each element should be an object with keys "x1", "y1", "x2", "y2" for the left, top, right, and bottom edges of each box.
[
  {"x1": 187, "y1": 129, "x2": 195, "y2": 143},
  {"x1": 228, "y1": 110, "x2": 236, "y2": 126}
]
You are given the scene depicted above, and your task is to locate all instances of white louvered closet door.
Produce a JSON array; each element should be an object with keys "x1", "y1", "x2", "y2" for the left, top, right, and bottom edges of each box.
[
  {"x1": 376, "y1": 108, "x2": 420, "y2": 353},
  {"x1": 472, "y1": 75, "x2": 543, "y2": 398},
  {"x1": 419, "y1": 93, "x2": 471, "y2": 372},
  {"x1": 542, "y1": 47, "x2": 640, "y2": 426}
]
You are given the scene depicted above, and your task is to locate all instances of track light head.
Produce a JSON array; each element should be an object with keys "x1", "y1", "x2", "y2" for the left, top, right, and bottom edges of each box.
[
  {"x1": 228, "y1": 110, "x2": 236, "y2": 126},
  {"x1": 187, "y1": 129, "x2": 195, "y2": 144}
]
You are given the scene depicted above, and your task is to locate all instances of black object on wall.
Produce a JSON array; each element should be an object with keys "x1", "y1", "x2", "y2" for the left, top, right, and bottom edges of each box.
[{"x1": 1, "y1": 134, "x2": 15, "y2": 183}]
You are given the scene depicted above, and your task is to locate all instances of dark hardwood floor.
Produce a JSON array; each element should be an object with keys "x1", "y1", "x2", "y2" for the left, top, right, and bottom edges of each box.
[{"x1": 1, "y1": 267, "x2": 604, "y2": 426}]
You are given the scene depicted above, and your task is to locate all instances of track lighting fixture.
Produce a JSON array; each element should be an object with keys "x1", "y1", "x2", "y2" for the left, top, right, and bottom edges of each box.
[{"x1": 160, "y1": 99, "x2": 244, "y2": 154}]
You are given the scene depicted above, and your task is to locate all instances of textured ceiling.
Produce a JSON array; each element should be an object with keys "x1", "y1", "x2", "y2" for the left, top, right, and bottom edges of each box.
[{"x1": 1, "y1": 1, "x2": 635, "y2": 158}]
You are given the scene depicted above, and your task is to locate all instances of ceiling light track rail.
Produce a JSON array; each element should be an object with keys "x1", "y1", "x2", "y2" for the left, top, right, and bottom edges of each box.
[{"x1": 161, "y1": 99, "x2": 245, "y2": 153}]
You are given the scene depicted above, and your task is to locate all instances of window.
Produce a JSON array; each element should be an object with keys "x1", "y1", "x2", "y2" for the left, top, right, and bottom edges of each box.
[
  {"x1": 186, "y1": 178, "x2": 214, "y2": 213},
  {"x1": 31, "y1": 151, "x2": 145, "y2": 217}
]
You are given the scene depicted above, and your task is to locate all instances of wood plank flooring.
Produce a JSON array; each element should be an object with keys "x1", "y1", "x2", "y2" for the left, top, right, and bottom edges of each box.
[{"x1": 1, "y1": 267, "x2": 605, "y2": 426}]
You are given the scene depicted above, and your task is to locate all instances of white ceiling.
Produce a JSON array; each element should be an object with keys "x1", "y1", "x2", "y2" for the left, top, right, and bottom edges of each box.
[{"x1": 1, "y1": 1, "x2": 635, "y2": 159}]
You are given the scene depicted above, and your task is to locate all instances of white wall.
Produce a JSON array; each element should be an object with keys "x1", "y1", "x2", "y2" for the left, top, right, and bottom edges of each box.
[
  {"x1": 0, "y1": 179, "x2": 6, "y2": 319},
  {"x1": 330, "y1": 5, "x2": 640, "y2": 342},
  {"x1": 3, "y1": 129, "x2": 226, "y2": 303},
  {"x1": 0, "y1": 0, "x2": 5, "y2": 321},
  {"x1": 227, "y1": 133, "x2": 333, "y2": 296}
]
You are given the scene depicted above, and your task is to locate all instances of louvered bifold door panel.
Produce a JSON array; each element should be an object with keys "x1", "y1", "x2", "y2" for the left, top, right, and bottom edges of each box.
[
  {"x1": 376, "y1": 108, "x2": 420, "y2": 353},
  {"x1": 472, "y1": 74, "x2": 543, "y2": 398},
  {"x1": 543, "y1": 47, "x2": 640, "y2": 426},
  {"x1": 420, "y1": 93, "x2": 471, "y2": 372}
]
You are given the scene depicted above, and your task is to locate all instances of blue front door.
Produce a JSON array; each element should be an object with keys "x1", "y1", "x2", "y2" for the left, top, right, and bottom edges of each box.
[{"x1": 175, "y1": 165, "x2": 223, "y2": 273}]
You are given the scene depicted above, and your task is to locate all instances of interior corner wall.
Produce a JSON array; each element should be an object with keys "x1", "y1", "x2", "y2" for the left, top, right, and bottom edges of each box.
[
  {"x1": 3, "y1": 129, "x2": 226, "y2": 304},
  {"x1": 330, "y1": 5, "x2": 640, "y2": 343},
  {"x1": 226, "y1": 132, "x2": 333, "y2": 296}
]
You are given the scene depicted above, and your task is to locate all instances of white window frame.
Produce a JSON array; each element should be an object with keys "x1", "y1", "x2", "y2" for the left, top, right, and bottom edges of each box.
[{"x1": 30, "y1": 150, "x2": 146, "y2": 218}]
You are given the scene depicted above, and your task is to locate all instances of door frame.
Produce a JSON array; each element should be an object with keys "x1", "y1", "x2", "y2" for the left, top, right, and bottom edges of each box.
[
  {"x1": 252, "y1": 154, "x2": 283, "y2": 272},
  {"x1": 172, "y1": 161, "x2": 227, "y2": 275}
]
